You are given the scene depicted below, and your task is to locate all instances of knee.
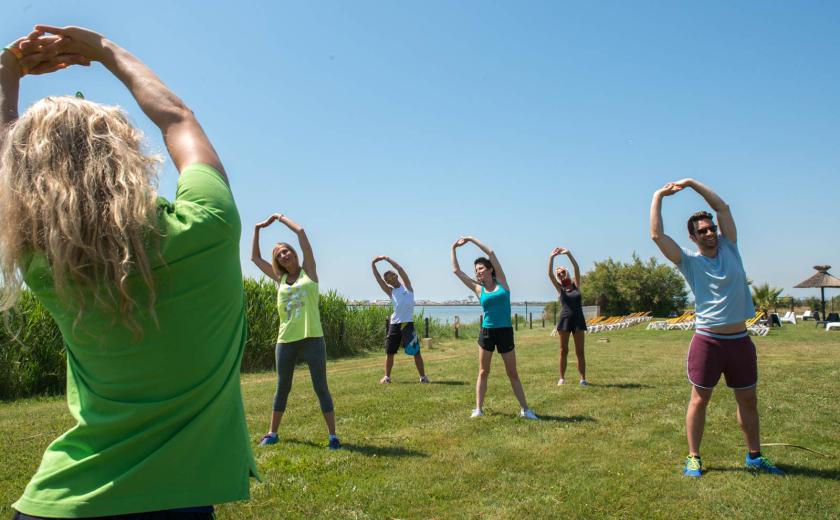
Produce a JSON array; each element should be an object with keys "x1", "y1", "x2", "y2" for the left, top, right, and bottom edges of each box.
[
  {"x1": 505, "y1": 368, "x2": 519, "y2": 381},
  {"x1": 690, "y1": 393, "x2": 711, "y2": 409},
  {"x1": 560, "y1": 345, "x2": 569, "y2": 355},
  {"x1": 478, "y1": 367, "x2": 490, "y2": 379},
  {"x1": 736, "y1": 392, "x2": 758, "y2": 409}
]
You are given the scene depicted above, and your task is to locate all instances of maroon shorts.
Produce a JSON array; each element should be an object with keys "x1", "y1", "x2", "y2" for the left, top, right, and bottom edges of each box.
[{"x1": 686, "y1": 331, "x2": 757, "y2": 389}]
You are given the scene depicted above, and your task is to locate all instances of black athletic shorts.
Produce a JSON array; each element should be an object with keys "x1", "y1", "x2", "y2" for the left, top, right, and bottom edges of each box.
[
  {"x1": 478, "y1": 326, "x2": 515, "y2": 354},
  {"x1": 385, "y1": 322, "x2": 418, "y2": 355},
  {"x1": 556, "y1": 314, "x2": 588, "y2": 332}
]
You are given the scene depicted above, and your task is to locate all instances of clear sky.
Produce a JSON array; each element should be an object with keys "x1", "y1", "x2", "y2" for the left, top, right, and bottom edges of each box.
[{"x1": 4, "y1": 1, "x2": 839, "y2": 302}]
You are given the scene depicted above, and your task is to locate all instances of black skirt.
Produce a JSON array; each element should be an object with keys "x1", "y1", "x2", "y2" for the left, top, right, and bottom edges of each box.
[{"x1": 556, "y1": 314, "x2": 587, "y2": 332}]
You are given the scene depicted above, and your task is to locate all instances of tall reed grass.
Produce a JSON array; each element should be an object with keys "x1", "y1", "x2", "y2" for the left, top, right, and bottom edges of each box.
[{"x1": 1, "y1": 278, "x2": 468, "y2": 399}]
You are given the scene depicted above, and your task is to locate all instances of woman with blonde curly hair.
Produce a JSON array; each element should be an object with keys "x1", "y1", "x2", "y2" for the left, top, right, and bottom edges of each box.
[{"x1": 2, "y1": 26, "x2": 256, "y2": 519}]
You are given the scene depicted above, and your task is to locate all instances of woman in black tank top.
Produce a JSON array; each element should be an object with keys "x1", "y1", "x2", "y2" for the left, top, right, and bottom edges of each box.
[{"x1": 548, "y1": 247, "x2": 588, "y2": 386}]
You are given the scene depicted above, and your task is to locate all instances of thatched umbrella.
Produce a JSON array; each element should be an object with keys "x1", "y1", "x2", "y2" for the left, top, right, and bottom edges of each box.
[{"x1": 793, "y1": 265, "x2": 840, "y2": 319}]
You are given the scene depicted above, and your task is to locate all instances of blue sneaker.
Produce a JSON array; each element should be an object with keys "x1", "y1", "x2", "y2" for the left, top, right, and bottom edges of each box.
[
  {"x1": 683, "y1": 455, "x2": 702, "y2": 477},
  {"x1": 328, "y1": 436, "x2": 341, "y2": 450},
  {"x1": 258, "y1": 432, "x2": 278, "y2": 446},
  {"x1": 745, "y1": 454, "x2": 784, "y2": 475}
]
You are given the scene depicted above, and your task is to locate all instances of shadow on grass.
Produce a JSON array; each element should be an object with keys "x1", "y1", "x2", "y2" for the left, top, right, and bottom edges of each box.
[
  {"x1": 585, "y1": 383, "x2": 654, "y2": 390},
  {"x1": 429, "y1": 380, "x2": 468, "y2": 386},
  {"x1": 705, "y1": 465, "x2": 840, "y2": 481},
  {"x1": 285, "y1": 438, "x2": 428, "y2": 458},
  {"x1": 533, "y1": 414, "x2": 596, "y2": 423}
]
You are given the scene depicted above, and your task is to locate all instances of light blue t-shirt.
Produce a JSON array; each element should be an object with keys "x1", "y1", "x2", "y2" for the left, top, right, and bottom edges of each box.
[{"x1": 678, "y1": 234, "x2": 755, "y2": 328}]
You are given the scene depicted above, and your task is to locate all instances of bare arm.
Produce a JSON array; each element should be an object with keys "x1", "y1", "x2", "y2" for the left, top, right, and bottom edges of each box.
[
  {"x1": 548, "y1": 249, "x2": 562, "y2": 293},
  {"x1": 565, "y1": 249, "x2": 581, "y2": 288},
  {"x1": 371, "y1": 257, "x2": 392, "y2": 297},
  {"x1": 34, "y1": 26, "x2": 226, "y2": 179},
  {"x1": 451, "y1": 240, "x2": 480, "y2": 297},
  {"x1": 277, "y1": 214, "x2": 317, "y2": 282},
  {"x1": 251, "y1": 216, "x2": 279, "y2": 281},
  {"x1": 679, "y1": 178, "x2": 736, "y2": 243},
  {"x1": 0, "y1": 49, "x2": 20, "y2": 146},
  {"x1": 385, "y1": 256, "x2": 412, "y2": 293},
  {"x1": 650, "y1": 185, "x2": 683, "y2": 265},
  {"x1": 464, "y1": 236, "x2": 508, "y2": 289}
]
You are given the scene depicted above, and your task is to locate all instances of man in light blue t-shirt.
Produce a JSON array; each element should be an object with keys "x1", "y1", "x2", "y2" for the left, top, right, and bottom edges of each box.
[{"x1": 650, "y1": 178, "x2": 783, "y2": 478}]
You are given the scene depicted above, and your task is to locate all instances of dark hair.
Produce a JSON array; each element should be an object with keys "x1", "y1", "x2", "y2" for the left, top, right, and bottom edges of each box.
[
  {"x1": 383, "y1": 270, "x2": 397, "y2": 282},
  {"x1": 474, "y1": 257, "x2": 495, "y2": 280},
  {"x1": 687, "y1": 211, "x2": 714, "y2": 236}
]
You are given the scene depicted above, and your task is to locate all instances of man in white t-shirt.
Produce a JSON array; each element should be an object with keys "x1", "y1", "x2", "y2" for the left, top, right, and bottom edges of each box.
[{"x1": 372, "y1": 256, "x2": 429, "y2": 384}]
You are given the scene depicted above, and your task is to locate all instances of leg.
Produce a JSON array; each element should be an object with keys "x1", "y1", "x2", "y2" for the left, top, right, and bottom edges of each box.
[
  {"x1": 572, "y1": 330, "x2": 586, "y2": 381},
  {"x1": 500, "y1": 349, "x2": 529, "y2": 410},
  {"x1": 734, "y1": 387, "x2": 760, "y2": 453},
  {"x1": 686, "y1": 385, "x2": 713, "y2": 456},
  {"x1": 271, "y1": 342, "x2": 299, "y2": 432},
  {"x1": 382, "y1": 353, "x2": 395, "y2": 381},
  {"x1": 476, "y1": 347, "x2": 493, "y2": 410},
  {"x1": 558, "y1": 330, "x2": 570, "y2": 379},
  {"x1": 413, "y1": 353, "x2": 427, "y2": 378},
  {"x1": 301, "y1": 338, "x2": 336, "y2": 436}
]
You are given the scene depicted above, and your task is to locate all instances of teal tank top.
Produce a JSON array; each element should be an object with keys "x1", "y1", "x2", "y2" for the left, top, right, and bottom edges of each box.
[{"x1": 480, "y1": 283, "x2": 512, "y2": 328}]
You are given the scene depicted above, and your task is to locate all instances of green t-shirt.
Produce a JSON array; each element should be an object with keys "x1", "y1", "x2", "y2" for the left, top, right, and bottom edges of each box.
[
  {"x1": 13, "y1": 164, "x2": 258, "y2": 518},
  {"x1": 276, "y1": 270, "x2": 324, "y2": 343}
]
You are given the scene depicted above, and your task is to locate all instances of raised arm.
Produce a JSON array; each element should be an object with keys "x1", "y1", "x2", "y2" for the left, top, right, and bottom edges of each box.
[
  {"x1": 451, "y1": 239, "x2": 480, "y2": 297},
  {"x1": 548, "y1": 249, "x2": 562, "y2": 293},
  {"x1": 464, "y1": 236, "x2": 508, "y2": 289},
  {"x1": 371, "y1": 256, "x2": 392, "y2": 297},
  {"x1": 277, "y1": 214, "x2": 317, "y2": 282},
  {"x1": 33, "y1": 25, "x2": 226, "y2": 179},
  {"x1": 650, "y1": 184, "x2": 683, "y2": 265},
  {"x1": 251, "y1": 216, "x2": 279, "y2": 281},
  {"x1": 678, "y1": 178, "x2": 736, "y2": 243},
  {"x1": 384, "y1": 256, "x2": 412, "y2": 293}
]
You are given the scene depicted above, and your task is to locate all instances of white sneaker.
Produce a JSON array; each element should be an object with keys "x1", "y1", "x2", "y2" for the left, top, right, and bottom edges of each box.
[
  {"x1": 379, "y1": 376, "x2": 391, "y2": 384},
  {"x1": 579, "y1": 379, "x2": 589, "y2": 386},
  {"x1": 420, "y1": 376, "x2": 430, "y2": 384},
  {"x1": 520, "y1": 409, "x2": 539, "y2": 420},
  {"x1": 470, "y1": 408, "x2": 484, "y2": 418},
  {"x1": 557, "y1": 378, "x2": 566, "y2": 386}
]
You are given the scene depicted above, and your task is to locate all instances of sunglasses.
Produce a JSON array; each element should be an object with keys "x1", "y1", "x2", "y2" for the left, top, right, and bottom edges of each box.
[{"x1": 695, "y1": 224, "x2": 718, "y2": 236}]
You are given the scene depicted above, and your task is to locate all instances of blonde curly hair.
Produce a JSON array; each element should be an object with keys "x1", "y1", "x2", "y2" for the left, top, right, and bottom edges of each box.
[{"x1": 0, "y1": 96, "x2": 162, "y2": 336}]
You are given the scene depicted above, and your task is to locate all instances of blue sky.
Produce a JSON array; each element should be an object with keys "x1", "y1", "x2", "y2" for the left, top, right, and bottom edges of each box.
[{"x1": 4, "y1": 1, "x2": 839, "y2": 302}]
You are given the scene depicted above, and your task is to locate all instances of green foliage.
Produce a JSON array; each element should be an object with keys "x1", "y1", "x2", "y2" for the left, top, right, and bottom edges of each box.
[
  {"x1": 580, "y1": 254, "x2": 688, "y2": 316},
  {"x1": 751, "y1": 283, "x2": 784, "y2": 317},
  {"x1": 0, "y1": 291, "x2": 66, "y2": 400},
  {"x1": 1, "y1": 279, "x2": 471, "y2": 398}
]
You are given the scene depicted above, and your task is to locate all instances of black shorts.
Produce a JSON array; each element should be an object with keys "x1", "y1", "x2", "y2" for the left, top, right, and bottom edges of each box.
[
  {"x1": 385, "y1": 322, "x2": 418, "y2": 355},
  {"x1": 478, "y1": 327, "x2": 515, "y2": 354},
  {"x1": 556, "y1": 314, "x2": 587, "y2": 332}
]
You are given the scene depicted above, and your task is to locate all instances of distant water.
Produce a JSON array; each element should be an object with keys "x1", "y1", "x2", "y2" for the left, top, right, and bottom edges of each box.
[{"x1": 415, "y1": 305, "x2": 546, "y2": 324}]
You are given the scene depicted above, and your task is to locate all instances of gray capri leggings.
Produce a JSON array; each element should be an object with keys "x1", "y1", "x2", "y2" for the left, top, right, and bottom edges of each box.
[{"x1": 273, "y1": 336, "x2": 334, "y2": 413}]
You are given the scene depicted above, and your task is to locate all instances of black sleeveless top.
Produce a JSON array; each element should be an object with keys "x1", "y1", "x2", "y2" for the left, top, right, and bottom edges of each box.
[
  {"x1": 557, "y1": 284, "x2": 587, "y2": 331},
  {"x1": 559, "y1": 284, "x2": 584, "y2": 318}
]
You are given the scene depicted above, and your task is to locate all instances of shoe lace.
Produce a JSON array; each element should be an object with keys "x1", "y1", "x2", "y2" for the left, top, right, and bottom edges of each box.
[{"x1": 685, "y1": 456, "x2": 702, "y2": 471}]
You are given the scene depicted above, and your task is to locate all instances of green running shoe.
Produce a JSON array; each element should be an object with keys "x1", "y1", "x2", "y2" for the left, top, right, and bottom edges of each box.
[{"x1": 683, "y1": 455, "x2": 702, "y2": 477}]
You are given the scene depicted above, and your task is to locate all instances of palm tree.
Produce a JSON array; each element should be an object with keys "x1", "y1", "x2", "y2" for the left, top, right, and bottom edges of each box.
[{"x1": 752, "y1": 283, "x2": 783, "y2": 324}]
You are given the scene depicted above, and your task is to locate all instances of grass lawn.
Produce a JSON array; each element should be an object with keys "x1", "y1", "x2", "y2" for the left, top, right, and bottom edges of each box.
[{"x1": 2, "y1": 323, "x2": 839, "y2": 519}]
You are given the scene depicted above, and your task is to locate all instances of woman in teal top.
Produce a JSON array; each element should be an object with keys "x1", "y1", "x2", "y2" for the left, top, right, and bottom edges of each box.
[
  {"x1": 251, "y1": 213, "x2": 339, "y2": 450},
  {"x1": 2, "y1": 26, "x2": 255, "y2": 519},
  {"x1": 451, "y1": 236, "x2": 538, "y2": 420}
]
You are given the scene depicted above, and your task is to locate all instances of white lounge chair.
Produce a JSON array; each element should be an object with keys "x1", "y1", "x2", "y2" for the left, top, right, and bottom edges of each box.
[
  {"x1": 826, "y1": 322, "x2": 840, "y2": 332},
  {"x1": 779, "y1": 311, "x2": 796, "y2": 325}
]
